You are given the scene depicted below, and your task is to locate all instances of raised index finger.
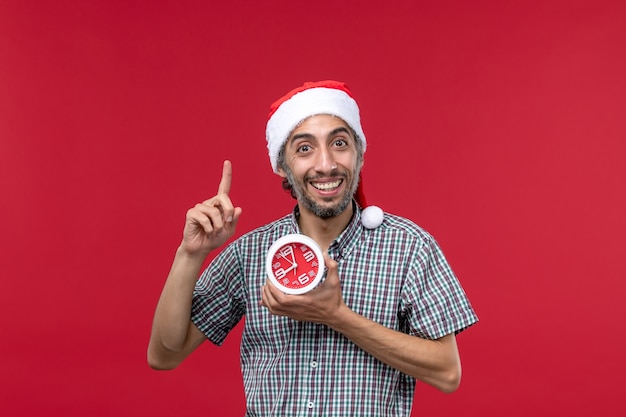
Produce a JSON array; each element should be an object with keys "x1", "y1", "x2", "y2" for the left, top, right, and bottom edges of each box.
[{"x1": 217, "y1": 160, "x2": 232, "y2": 195}]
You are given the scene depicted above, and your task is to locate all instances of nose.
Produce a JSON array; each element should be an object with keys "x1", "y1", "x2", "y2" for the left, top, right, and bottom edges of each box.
[{"x1": 315, "y1": 146, "x2": 337, "y2": 173}]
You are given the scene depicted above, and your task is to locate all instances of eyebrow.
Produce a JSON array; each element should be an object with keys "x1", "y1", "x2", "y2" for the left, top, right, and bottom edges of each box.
[{"x1": 289, "y1": 127, "x2": 353, "y2": 144}]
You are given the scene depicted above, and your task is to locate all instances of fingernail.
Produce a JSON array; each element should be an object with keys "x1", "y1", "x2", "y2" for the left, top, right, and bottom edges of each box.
[{"x1": 226, "y1": 216, "x2": 233, "y2": 222}]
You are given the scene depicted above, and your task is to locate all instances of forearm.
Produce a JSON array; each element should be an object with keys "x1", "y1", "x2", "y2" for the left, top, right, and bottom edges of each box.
[
  {"x1": 148, "y1": 246, "x2": 205, "y2": 361},
  {"x1": 327, "y1": 306, "x2": 462, "y2": 393}
]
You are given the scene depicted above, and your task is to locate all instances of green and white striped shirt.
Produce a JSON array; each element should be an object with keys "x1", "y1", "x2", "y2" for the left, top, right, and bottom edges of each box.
[{"x1": 192, "y1": 205, "x2": 478, "y2": 416}]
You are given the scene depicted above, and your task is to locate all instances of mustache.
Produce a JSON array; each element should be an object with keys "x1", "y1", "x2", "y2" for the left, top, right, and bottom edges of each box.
[{"x1": 304, "y1": 169, "x2": 346, "y2": 182}]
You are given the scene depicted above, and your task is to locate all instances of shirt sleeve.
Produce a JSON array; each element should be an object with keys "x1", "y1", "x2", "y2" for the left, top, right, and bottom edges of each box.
[
  {"x1": 401, "y1": 235, "x2": 478, "y2": 340},
  {"x1": 191, "y1": 242, "x2": 247, "y2": 346}
]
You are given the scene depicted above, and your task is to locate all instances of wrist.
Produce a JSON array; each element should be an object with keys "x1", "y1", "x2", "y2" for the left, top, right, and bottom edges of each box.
[
  {"x1": 325, "y1": 303, "x2": 356, "y2": 331},
  {"x1": 176, "y1": 244, "x2": 210, "y2": 263}
]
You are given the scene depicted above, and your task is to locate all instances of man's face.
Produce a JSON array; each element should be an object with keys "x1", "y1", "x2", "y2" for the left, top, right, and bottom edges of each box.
[{"x1": 278, "y1": 114, "x2": 362, "y2": 219}]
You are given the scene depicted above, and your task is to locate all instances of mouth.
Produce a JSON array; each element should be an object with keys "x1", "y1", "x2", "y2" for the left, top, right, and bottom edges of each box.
[{"x1": 310, "y1": 179, "x2": 343, "y2": 192}]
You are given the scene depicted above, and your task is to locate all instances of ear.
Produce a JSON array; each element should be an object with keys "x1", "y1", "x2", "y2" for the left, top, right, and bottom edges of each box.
[{"x1": 276, "y1": 166, "x2": 287, "y2": 178}]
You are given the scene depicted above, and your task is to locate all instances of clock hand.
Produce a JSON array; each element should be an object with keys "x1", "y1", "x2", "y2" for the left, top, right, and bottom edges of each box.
[
  {"x1": 279, "y1": 251, "x2": 294, "y2": 266},
  {"x1": 290, "y1": 251, "x2": 297, "y2": 268},
  {"x1": 282, "y1": 264, "x2": 296, "y2": 274}
]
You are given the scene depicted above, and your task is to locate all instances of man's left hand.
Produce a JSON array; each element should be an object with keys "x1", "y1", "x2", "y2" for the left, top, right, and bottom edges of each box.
[{"x1": 261, "y1": 253, "x2": 345, "y2": 325}]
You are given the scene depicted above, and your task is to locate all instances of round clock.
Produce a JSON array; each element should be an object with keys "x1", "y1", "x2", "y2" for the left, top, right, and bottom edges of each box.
[{"x1": 266, "y1": 234, "x2": 325, "y2": 295}]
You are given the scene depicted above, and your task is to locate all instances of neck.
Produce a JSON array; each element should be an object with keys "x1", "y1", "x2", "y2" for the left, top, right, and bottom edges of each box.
[{"x1": 297, "y1": 202, "x2": 354, "y2": 253}]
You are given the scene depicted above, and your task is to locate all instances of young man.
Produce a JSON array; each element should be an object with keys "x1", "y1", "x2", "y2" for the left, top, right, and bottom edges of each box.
[{"x1": 148, "y1": 80, "x2": 478, "y2": 416}]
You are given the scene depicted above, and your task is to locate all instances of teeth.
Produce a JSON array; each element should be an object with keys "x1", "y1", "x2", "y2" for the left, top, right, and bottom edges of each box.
[{"x1": 312, "y1": 180, "x2": 342, "y2": 190}]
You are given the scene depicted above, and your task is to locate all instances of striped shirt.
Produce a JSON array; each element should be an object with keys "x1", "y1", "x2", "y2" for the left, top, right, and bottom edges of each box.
[{"x1": 191, "y1": 205, "x2": 478, "y2": 416}]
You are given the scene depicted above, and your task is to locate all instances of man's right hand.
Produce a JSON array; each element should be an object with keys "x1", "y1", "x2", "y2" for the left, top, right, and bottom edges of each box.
[{"x1": 181, "y1": 160, "x2": 242, "y2": 257}]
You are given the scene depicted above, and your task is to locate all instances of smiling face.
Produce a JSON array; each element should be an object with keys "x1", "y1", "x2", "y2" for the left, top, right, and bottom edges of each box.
[{"x1": 277, "y1": 114, "x2": 363, "y2": 219}]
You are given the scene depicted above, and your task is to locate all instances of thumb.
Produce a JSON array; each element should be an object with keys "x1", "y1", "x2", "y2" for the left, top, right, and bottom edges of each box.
[
  {"x1": 324, "y1": 252, "x2": 338, "y2": 269},
  {"x1": 323, "y1": 253, "x2": 339, "y2": 281},
  {"x1": 228, "y1": 206, "x2": 243, "y2": 229}
]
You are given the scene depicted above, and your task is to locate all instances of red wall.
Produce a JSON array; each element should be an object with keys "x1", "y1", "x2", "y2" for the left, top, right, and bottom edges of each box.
[{"x1": 2, "y1": 1, "x2": 625, "y2": 415}]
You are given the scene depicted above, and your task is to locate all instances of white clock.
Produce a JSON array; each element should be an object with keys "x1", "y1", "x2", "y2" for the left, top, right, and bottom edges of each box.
[{"x1": 265, "y1": 234, "x2": 325, "y2": 294}]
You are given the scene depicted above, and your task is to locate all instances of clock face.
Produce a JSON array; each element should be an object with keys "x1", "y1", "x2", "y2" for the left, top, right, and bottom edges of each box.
[{"x1": 266, "y1": 234, "x2": 325, "y2": 294}]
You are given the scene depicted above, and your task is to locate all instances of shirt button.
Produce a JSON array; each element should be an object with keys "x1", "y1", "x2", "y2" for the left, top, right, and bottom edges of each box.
[
  {"x1": 307, "y1": 401, "x2": 314, "y2": 409},
  {"x1": 310, "y1": 360, "x2": 318, "y2": 369}
]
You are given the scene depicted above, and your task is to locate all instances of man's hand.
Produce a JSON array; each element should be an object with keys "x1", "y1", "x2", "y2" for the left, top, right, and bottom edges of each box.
[
  {"x1": 181, "y1": 160, "x2": 242, "y2": 257},
  {"x1": 261, "y1": 253, "x2": 345, "y2": 325}
]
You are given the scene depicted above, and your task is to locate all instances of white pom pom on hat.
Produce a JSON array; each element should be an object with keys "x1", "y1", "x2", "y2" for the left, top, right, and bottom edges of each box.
[
  {"x1": 266, "y1": 80, "x2": 383, "y2": 229},
  {"x1": 361, "y1": 205, "x2": 384, "y2": 229}
]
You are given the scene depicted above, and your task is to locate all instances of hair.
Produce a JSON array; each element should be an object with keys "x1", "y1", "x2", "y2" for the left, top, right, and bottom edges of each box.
[{"x1": 277, "y1": 129, "x2": 365, "y2": 199}]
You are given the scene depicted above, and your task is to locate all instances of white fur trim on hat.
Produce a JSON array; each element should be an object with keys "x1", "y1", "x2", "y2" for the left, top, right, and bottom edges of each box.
[{"x1": 265, "y1": 87, "x2": 367, "y2": 173}]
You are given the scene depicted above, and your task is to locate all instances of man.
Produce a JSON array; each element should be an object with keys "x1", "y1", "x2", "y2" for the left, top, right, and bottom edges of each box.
[{"x1": 148, "y1": 80, "x2": 478, "y2": 416}]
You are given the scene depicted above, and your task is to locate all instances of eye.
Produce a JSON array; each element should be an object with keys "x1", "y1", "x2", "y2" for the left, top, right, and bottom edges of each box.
[
  {"x1": 296, "y1": 144, "x2": 312, "y2": 153},
  {"x1": 332, "y1": 138, "x2": 348, "y2": 147}
]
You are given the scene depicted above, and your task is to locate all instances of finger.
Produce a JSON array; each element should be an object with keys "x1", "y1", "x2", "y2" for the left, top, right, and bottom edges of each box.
[
  {"x1": 202, "y1": 206, "x2": 225, "y2": 232},
  {"x1": 323, "y1": 253, "x2": 340, "y2": 284},
  {"x1": 229, "y1": 206, "x2": 243, "y2": 227},
  {"x1": 265, "y1": 280, "x2": 292, "y2": 306},
  {"x1": 202, "y1": 194, "x2": 235, "y2": 223},
  {"x1": 217, "y1": 160, "x2": 232, "y2": 195},
  {"x1": 323, "y1": 253, "x2": 338, "y2": 273},
  {"x1": 259, "y1": 285, "x2": 266, "y2": 307},
  {"x1": 188, "y1": 205, "x2": 224, "y2": 233},
  {"x1": 260, "y1": 283, "x2": 270, "y2": 307},
  {"x1": 261, "y1": 281, "x2": 279, "y2": 311}
]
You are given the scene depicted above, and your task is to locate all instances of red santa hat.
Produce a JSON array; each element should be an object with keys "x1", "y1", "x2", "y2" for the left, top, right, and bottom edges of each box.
[{"x1": 266, "y1": 80, "x2": 370, "y2": 208}]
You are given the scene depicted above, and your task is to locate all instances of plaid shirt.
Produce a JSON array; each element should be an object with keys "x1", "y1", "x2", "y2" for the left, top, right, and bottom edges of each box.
[{"x1": 191, "y1": 205, "x2": 478, "y2": 416}]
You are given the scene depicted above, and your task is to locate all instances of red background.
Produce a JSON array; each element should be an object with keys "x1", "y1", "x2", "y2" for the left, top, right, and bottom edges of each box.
[{"x1": 2, "y1": 1, "x2": 625, "y2": 415}]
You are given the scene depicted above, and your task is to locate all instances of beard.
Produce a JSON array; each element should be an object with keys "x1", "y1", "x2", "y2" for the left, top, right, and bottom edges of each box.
[{"x1": 283, "y1": 165, "x2": 360, "y2": 219}]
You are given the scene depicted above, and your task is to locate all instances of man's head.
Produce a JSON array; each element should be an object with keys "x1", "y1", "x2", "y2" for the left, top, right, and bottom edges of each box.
[
  {"x1": 277, "y1": 114, "x2": 364, "y2": 218},
  {"x1": 266, "y1": 81, "x2": 368, "y2": 214}
]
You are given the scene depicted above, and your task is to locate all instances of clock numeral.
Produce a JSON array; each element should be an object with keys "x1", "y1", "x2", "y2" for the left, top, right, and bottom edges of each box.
[
  {"x1": 278, "y1": 245, "x2": 294, "y2": 259},
  {"x1": 297, "y1": 273, "x2": 310, "y2": 285},
  {"x1": 274, "y1": 268, "x2": 286, "y2": 279},
  {"x1": 302, "y1": 249, "x2": 315, "y2": 263}
]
